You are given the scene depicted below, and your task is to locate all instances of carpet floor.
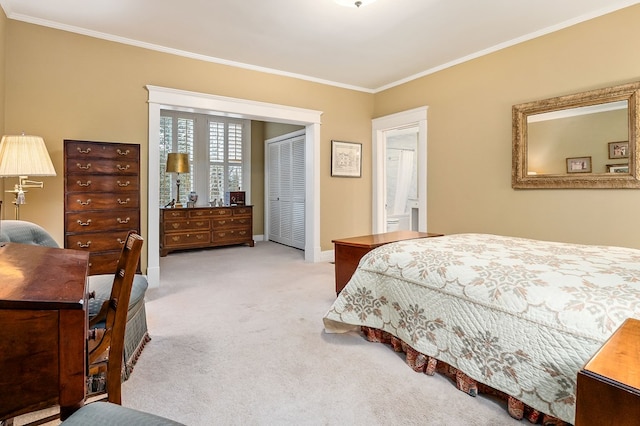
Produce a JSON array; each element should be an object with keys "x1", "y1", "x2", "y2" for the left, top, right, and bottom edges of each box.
[{"x1": 118, "y1": 241, "x2": 521, "y2": 425}]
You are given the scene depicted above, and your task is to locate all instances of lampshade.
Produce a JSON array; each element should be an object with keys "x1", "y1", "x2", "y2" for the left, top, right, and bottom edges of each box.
[
  {"x1": 0, "y1": 134, "x2": 56, "y2": 177},
  {"x1": 166, "y1": 153, "x2": 190, "y2": 174}
]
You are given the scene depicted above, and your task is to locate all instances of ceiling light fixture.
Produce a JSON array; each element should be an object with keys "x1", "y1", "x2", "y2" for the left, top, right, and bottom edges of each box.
[{"x1": 335, "y1": 0, "x2": 377, "y2": 8}]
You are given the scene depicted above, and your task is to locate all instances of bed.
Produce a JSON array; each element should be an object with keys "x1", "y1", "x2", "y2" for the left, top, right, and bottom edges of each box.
[{"x1": 323, "y1": 233, "x2": 640, "y2": 425}]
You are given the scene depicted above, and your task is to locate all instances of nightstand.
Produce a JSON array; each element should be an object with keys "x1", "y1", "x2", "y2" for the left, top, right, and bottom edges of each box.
[
  {"x1": 332, "y1": 231, "x2": 443, "y2": 296},
  {"x1": 575, "y1": 318, "x2": 640, "y2": 425}
]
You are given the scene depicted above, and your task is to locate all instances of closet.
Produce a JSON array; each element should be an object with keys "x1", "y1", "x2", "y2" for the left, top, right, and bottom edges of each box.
[{"x1": 266, "y1": 131, "x2": 305, "y2": 250}]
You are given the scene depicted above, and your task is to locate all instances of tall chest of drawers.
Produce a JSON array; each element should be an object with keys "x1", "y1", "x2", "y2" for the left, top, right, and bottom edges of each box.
[
  {"x1": 64, "y1": 140, "x2": 141, "y2": 275},
  {"x1": 160, "y1": 206, "x2": 254, "y2": 256}
]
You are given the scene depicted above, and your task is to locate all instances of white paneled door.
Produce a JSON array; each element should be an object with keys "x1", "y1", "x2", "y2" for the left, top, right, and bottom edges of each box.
[{"x1": 267, "y1": 131, "x2": 305, "y2": 250}]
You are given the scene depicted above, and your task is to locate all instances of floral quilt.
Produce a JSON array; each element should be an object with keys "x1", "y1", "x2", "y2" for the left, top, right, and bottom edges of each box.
[{"x1": 323, "y1": 233, "x2": 640, "y2": 424}]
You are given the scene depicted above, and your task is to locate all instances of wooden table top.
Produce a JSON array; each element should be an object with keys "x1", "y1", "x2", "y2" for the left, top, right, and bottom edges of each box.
[
  {"x1": 0, "y1": 242, "x2": 89, "y2": 310},
  {"x1": 332, "y1": 230, "x2": 443, "y2": 249},
  {"x1": 583, "y1": 318, "x2": 640, "y2": 391}
]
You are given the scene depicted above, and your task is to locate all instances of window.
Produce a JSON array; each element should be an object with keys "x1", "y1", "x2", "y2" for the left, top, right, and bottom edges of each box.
[{"x1": 160, "y1": 111, "x2": 248, "y2": 207}]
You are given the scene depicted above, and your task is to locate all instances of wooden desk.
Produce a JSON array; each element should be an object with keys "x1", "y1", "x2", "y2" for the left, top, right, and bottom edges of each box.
[
  {"x1": 0, "y1": 242, "x2": 89, "y2": 421},
  {"x1": 575, "y1": 318, "x2": 640, "y2": 425},
  {"x1": 332, "y1": 231, "x2": 443, "y2": 295}
]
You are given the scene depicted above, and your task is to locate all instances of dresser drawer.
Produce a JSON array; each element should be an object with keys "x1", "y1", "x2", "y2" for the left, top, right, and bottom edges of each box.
[
  {"x1": 232, "y1": 206, "x2": 252, "y2": 217},
  {"x1": 212, "y1": 229, "x2": 252, "y2": 243},
  {"x1": 66, "y1": 175, "x2": 139, "y2": 193},
  {"x1": 66, "y1": 192, "x2": 139, "y2": 212},
  {"x1": 162, "y1": 209, "x2": 189, "y2": 220},
  {"x1": 66, "y1": 141, "x2": 139, "y2": 161},
  {"x1": 88, "y1": 251, "x2": 121, "y2": 276},
  {"x1": 188, "y1": 209, "x2": 219, "y2": 218},
  {"x1": 66, "y1": 211, "x2": 140, "y2": 233},
  {"x1": 66, "y1": 158, "x2": 139, "y2": 176},
  {"x1": 163, "y1": 231, "x2": 210, "y2": 247},
  {"x1": 66, "y1": 231, "x2": 130, "y2": 253},
  {"x1": 163, "y1": 219, "x2": 210, "y2": 233},
  {"x1": 211, "y1": 217, "x2": 252, "y2": 230}
]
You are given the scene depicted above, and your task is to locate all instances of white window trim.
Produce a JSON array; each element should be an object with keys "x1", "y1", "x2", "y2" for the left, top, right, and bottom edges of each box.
[{"x1": 146, "y1": 85, "x2": 322, "y2": 288}]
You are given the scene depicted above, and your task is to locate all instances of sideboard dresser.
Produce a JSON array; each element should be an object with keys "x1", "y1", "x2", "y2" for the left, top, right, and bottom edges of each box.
[
  {"x1": 64, "y1": 140, "x2": 141, "y2": 275},
  {"x1": 160, "y1": 205, "x2": 254, "y2": 256}
]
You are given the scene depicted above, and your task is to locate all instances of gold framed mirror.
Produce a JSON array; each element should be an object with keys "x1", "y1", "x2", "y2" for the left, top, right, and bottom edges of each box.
[{"x1": 512, "y1": 81, "x2": 640, "y2": 189}]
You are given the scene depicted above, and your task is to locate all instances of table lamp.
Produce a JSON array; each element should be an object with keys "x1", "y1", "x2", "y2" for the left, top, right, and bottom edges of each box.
[
  {"x1": 0, "y1": 134, "x2": 56, "y2": 219},
  {"x1": 166, "y1": 153, "x2": 190, "y2": 208}
]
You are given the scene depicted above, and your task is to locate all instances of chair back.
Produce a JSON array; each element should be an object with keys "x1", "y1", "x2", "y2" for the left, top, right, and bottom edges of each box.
[{"x1": 88, "y1": 231, "x2": 143, "y2": 405}]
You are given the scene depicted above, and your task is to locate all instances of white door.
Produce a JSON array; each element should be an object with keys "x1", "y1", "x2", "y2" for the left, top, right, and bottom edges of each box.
[
  {"x1": 266, "y1": 131, "x2": 305, "y2": 249},
  {"x1": 372, "y1": 107, "x2": 428, "y2": 234}
]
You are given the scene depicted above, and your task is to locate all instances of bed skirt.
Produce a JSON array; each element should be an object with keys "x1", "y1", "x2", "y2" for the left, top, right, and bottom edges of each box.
[{"x1": 361, "y1": 326, "x2": 570, "y2": 426}]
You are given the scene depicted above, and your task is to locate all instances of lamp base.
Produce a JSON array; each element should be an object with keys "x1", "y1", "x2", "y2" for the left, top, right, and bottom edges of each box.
[{"x1": 174, "y1": 203, "x2": 184, "y2": 208}]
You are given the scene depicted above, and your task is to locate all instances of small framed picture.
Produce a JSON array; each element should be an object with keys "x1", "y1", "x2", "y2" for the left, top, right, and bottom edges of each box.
[
  {"x1": 566, "y1": 156, "x2": 592, "y2": 173},
  {"x1": 606, "y1": 164, "x2": 629, "y2": 173},
  {"x1": 331, "y1": 140, "x2": 362, "y2": 177},
  {"x1": 608, "y1": 141, "x2": 629, "y2": 159}
]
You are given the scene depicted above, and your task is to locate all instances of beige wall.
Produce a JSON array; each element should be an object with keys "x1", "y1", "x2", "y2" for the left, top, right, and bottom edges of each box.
[
  {"x1": 2, "y1": 20, "x2": 374, "y2": 271},
  {"x1": 3, "y1": 4, "x2": 640, "y2": 273},
  {"x1": 374, "y1": 4, "x2": 640, "y2": 249}
]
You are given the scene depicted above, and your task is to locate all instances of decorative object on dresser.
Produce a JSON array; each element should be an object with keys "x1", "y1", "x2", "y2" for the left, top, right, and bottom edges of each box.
[
  {"x1": 165, "y1": 152, "x2": 190, "y2": 208},
  {"x1": 64, "y1": 140, "x2": 141, "y2": 275},
  {"x1": 160, "y1": 205, "x2": 254, "y2": 256},
  {"x1": 0, "y1": 133, "x2": 57, "y2": 219}
]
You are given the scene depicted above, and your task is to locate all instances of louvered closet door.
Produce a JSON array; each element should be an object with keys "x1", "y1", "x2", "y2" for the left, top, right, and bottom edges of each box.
[{"x1": 268, "y1": 134, "x2": 305, "y2": 250}]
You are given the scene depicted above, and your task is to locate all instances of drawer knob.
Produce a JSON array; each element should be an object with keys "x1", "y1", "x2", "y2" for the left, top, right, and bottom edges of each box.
[
  {"x1": 77, "y1": 199, "x2": 91, "y2": 206},
  {"x1": 171, "y1": 223, "x2": 180, "y2": 229},
  {"x1": 116, "y1": 148, "x2": 130, "y2": 156},
  {"x1": 117, "y1": 198, "x2": 130, "y2": 205},
  {"x1": 196, "y1": 235, "x2": 204, "y2": 240},
  {"x1": 117, "y1": 217, "x2": 131, "y2": 224},
  {"x1": 218, "y1": 220, "x2": 226, "y2": 225},
  {"x1": 117, "y1": 180, "x2": 131, "y2": 187},
  {"x1": 76, "y1": 241, "x2": 91, "y2": 248},
  {"x1": 77, "y1": 147, "x2": 91, "y2": 154},
  {"x1": 117, "y1": 164, "x2": 130, "y2": 171},
  {"x1": 76, "y1": 180, "x2": 91, "y2": 187},
  {"x1": 77, "y1": 219, "x2": 92, "y2": 226},
  {"x1": 76, "y1": 162, "x2": 91, "y2": 170},
  {"x1": 117, "y1": 238, "x2": 126, "y2": 245}
]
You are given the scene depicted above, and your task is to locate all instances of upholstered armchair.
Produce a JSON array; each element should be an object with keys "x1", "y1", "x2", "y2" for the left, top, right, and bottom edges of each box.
[{"x1": 0, "y1": 220, "x2": 58, "y2": 247}]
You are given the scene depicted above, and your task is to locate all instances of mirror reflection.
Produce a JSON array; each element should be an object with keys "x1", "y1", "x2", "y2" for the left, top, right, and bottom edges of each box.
[{"x1": 527, "y1": 101, "x2": 629, "y2": 175}]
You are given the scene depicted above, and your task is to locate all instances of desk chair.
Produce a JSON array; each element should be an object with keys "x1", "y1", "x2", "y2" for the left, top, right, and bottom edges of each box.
[{"x1": 87, "y1": 231, "x2": 144, "y2": 405}]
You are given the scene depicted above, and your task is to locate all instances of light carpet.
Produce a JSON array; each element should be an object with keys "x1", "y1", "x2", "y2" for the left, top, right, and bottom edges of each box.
[{"x1": 118, "y1": 241, "x2": 521, "y2": 425}]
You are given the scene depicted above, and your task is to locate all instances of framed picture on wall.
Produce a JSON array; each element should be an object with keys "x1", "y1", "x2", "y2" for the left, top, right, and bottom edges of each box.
[
  {"x1": 608, "y1": 141, "x2": 629, "y2": 159},
  {"x1": 331, "y1": 140, "x2": 362, "y2": 177},
  {"x1": 566, "y1": 156, "x2": 592, "y2": 173}
]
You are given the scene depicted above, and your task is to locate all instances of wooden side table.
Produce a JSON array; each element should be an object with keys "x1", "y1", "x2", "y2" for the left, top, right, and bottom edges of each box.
[
  {"x1": 332, "y1": 230, "x2": 443, "y2": 295},
  {"x1": 575, "y1": 318, "x2": 640, "y2": 425}
]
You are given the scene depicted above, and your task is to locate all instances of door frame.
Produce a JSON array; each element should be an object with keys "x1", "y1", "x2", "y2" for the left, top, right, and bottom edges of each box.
[
  {"x1": 146, "y1": 86, "x2": 322, "y2": 288},
  {"x1": 372, "y1": 107, "x2": 428, "y2": 233}
]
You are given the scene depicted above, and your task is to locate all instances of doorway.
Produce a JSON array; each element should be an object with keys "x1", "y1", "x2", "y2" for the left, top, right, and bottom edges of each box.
[
  {"x1": 372, "y1": 107, "x2": 428, "y2": 234},
  {"x1": 146, "y1": 86, "x2": 322, "y2": 288}
]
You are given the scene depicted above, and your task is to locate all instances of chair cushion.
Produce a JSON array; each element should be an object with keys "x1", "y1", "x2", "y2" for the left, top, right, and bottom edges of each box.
[
  {"x1": 61, "y1": 402, "x2": 185, "y2": 426},
  {"x1": 88, "y1": 274, "x2": 148, "y2": 318}
]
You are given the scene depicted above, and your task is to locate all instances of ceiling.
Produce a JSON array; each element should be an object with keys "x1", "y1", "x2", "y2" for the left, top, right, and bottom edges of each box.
[{"x1": 1, "y1": 0, "x2": 639, "y2": 92}]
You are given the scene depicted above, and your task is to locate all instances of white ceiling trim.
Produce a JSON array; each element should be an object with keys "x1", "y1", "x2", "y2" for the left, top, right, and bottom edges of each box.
[
  {"x1": 3, "y1": 1, "x2": 640, "y2": 94},
  {"x1": 4, "y1": 11, "x2": 376, "y2": 94}
]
